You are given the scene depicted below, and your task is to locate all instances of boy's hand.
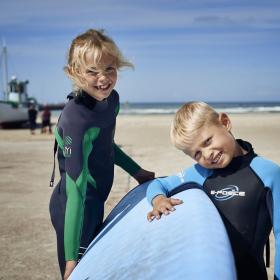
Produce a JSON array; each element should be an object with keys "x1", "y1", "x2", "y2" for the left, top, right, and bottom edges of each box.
[
  {"x1": 147, "y1": 195, "x2": 183, "y2": 222},
  {"x1": 64, "y1": 260, "x2": 77, "y2": 280},
  {"x1": 133, "y1": 168, "x2": 155, "y2": 184}
]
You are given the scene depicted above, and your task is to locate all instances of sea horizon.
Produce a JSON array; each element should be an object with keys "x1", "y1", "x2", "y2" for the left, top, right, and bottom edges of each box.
[
  {"x1": 50, "y1": 101, "x2": 280, "y2": 116},
  {"x1": 119, "y1": 101, "x2": 280, "y2": 115}
]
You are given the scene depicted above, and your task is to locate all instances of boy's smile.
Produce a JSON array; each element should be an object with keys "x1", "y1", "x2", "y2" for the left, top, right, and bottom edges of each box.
[
  {"x1": 211, "y1": 151, "x2": 223, "y2": 164},
  {"x1": 184, "y1": 114, "x2": 246, "y2": 169}
]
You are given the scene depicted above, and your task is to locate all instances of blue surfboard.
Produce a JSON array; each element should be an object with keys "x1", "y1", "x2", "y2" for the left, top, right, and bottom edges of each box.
[{"x1": 70, "y1": 182, "x2": 237, "y2": 280}]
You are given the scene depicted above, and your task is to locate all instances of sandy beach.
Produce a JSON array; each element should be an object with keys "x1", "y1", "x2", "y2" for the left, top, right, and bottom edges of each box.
[{"x1": 0, "y1": 113, "x2": 279, "y2": 279}]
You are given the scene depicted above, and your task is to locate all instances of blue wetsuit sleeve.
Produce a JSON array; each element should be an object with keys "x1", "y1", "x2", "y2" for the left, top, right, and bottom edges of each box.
[
  {"x1": 251, "y1": 157, "x2": 280, "y2": 279},
  {"x1": 146, "y1": 164, "x2": 210, "y2": 205},
  {"x1": 146, "y1": 176, "x2": 182, "y2": 204}
]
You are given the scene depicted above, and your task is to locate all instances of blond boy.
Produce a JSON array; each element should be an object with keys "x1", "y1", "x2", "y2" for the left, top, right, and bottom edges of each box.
[{"x1": 146, "y1": 102, "x2": 280, "y2": 280}]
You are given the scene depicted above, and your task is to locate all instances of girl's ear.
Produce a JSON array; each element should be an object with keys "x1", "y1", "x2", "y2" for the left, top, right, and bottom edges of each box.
[
  {"x1": 68, "y1": 65, "x2": 72, "y2": 74},
  {"x1": 218, "y1": 113, "x2": 232, "y2": 131},
  {"x1": 65, "y1": 65, "x2": 73, "y2": 76}
]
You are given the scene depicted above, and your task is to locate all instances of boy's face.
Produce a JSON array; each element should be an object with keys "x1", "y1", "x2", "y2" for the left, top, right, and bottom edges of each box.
[
  {"x1": 80, "y1": 53, "x2": 117, "y2": 101},
  {"x1": 184, "y1": 114, "x2": 244, "y2": 169}
]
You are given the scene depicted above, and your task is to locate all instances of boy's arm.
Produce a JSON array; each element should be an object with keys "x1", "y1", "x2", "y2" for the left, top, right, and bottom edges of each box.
[
  {"x1": 146, "y1": 165, "x2": 209, "y2": 221},
  {"x1": 271, "y1": 166, "x2": 280, "y2": 279},
  {"x1": 146, "y1": 174, "x2": 187, "y2": 204},
  {"x1": 114, "y1": 143, "x2": 155, "y2": 183},
  {"x1": 251, "y1": 157, "x2": 280, "y2": 279},
  {"x1": 146, "y1": 164, "x2": 209, "y2": 204}
]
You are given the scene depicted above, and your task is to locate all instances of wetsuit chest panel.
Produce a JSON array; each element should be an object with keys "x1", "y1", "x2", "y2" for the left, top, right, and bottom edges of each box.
[
  {"x1": 88, "y1": 122, "x2": 116, "y2": 166},
  {"x1": 204, "y1": 166, "x2": 267, "y2": 243},
  {"x1": 87, "y1": 123, "x2": 116, "y2": 200}
]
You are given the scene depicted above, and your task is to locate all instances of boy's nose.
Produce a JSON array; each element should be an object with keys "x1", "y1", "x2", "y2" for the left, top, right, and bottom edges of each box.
[{"x1": 203, "y1": 149, "x2": 214, "y2": 162}]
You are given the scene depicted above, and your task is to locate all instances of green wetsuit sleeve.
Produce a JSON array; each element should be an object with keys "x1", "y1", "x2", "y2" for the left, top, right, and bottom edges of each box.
[{"x1": 114, "y1": 143, "x2": 141, "y2": 176}]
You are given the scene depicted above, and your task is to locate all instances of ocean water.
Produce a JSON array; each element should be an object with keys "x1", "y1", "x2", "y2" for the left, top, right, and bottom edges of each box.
[
  {"x1": 51, "y1": 101, "x2": 280, "y2": 116},
  {"x1": 119, "y1": 102, "x2": 280, "y2": 115}
]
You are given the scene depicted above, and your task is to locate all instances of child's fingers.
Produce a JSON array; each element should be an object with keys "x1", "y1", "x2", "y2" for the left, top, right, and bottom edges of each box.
[
  {"x1": 147, "y1": 210, "x2": 161, "y2": 221},
  {"x1": 163, "y1": 209, "x2": 170, "y2": 216},
  {"x1": 159, "y1": 205, "x2": 174, "y2": 216},
  {"x1": 166, "y1": 203, "x2": 176, "y2": 212},
  {"x1": 154, "y1": 210, "x2": 162, "y2": 220},
  {"x1": 170, "y1": 198, "x2": 183, "y2": 205},
  {"x1": 147, "y1": 211, "x2": 155, "y2": 222}
]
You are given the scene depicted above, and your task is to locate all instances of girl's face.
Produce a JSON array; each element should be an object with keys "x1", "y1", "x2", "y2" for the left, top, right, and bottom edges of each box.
[{"x1": 80, "y1": 53, "x2": 117, "y2": 101}]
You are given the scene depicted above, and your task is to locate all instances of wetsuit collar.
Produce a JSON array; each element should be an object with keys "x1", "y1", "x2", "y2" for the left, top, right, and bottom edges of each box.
[{"x1": 70, "y1": 91, "x2": 109, "y2": 111}]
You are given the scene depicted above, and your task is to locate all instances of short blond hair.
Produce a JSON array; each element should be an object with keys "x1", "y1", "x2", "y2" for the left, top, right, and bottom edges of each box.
[
  {"x1": 170, "y1": 102, "x2": 219, "y2": 151},
  {"x1": 64, "y1": 29, "x2": 134, "y2": 91}
]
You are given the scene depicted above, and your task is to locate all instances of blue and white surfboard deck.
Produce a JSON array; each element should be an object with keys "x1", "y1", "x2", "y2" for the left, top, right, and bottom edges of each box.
[{"x1": 70, "y1": 182, "x2": 237, "y2": 280}]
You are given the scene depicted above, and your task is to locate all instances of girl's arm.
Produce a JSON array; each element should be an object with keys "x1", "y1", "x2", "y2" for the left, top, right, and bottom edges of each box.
[
  {"x1": 114, "y1": 143, "x2": 141, "y2": 175},
  {"x1": 114, "y1": 143, "x2": 155, "y2": 183}
]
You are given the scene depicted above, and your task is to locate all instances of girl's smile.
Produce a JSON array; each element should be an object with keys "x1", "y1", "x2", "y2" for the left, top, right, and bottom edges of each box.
[{"x1": 81, "y1": 54, "x2": 117, "y2": 101}]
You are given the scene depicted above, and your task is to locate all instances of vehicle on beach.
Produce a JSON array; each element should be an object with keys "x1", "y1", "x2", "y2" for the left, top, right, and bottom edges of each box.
[{"x1": 0, "y1": 44, "x2": 37, "y2": 128}]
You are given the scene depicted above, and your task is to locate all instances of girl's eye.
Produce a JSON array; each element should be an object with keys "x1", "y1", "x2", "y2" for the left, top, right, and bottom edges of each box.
[
  {"x1": 105, "y1": 67, "x2": 116, "y2": 73},
  {"x1": 86, "y1": 70, "x2": 98, "y2": 76}
]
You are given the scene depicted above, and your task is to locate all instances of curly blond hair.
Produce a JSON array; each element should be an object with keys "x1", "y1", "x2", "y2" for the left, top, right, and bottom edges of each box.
[{"x1": 64, "y1": 29, "x2": 134, "y2": 91}]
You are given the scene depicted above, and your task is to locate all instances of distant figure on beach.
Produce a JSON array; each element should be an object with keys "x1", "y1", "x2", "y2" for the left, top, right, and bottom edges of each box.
[
  {"x1": 41, "y1": 105, "x2": 52, "y2": 134},
  {"x1": 49, "y1": 28, "x2": 155, "y2": 279},
  {"x1": 146, "y1": 102, "x2": 280, "y2": 280},
  {"x1": 28, "y1": 103, "x2": 37, "y2": 135}
]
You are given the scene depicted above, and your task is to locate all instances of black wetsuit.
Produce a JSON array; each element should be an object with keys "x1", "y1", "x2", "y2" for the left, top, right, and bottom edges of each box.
[
  {"x1": 147, "y1": 140, "x2": 280, "y2": 280},
  {"x1": 49, "y1": 90, "x2": 141, "y2": 276}
]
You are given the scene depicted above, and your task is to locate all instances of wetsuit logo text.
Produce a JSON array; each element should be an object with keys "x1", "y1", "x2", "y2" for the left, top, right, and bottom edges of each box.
[
  {"x1": 64, "y1": 136, "x2": 72, "y2": 157},
  {"x1": 64, "y1": 146, "x2": 72, "y2": 157},
  {"x1": 210, "y1": 185, "x2": 245, "y2": 201}
]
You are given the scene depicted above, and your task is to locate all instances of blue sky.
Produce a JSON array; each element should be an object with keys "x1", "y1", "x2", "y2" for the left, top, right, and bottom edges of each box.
[{"x1": 0, "y1": 0, "x2": 279, "y2": 103}]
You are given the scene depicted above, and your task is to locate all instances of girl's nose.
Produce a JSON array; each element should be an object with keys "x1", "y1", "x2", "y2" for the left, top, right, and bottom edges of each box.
[{"x1": 98, "y1": 74, "x2": 109, "y2": 82}]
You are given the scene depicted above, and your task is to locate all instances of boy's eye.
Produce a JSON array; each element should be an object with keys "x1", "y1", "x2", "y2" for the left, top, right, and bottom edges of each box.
[
  {"x1": 194, "y1": 151, "x2": 201, "y2": 160},
  {"x1": 205, "y1": 137, "x2": 212, "y2": 145}
]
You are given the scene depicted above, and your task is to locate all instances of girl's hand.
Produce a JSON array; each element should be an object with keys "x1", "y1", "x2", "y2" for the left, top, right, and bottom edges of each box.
[
  {"x1": 64, "y1": 260, "x2": 77, "y2": 280},
  {"x1": 133, "y1": 168, "x2": 155, "y2": 184},
  {"x1": 147, "y1": 195, "x2": 183, "y2": 222}
]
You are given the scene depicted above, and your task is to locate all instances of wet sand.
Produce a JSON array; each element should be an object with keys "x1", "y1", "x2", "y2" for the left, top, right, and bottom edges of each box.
[{"x1": 0, "y1": 113, "x2": 279, "y2": 279}]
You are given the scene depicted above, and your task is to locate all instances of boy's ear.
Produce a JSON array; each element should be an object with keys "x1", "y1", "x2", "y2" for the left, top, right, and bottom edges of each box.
[{"x1": 218, "y1": 113, "x2": 232, "y2": 131}]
